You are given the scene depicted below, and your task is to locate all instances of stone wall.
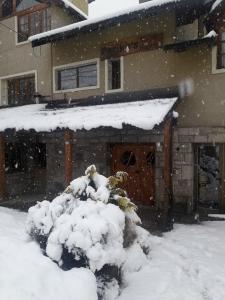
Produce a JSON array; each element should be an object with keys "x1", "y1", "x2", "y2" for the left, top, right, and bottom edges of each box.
[
  {"x1": 173, "y1": 127, "x2": 225, "y2": 216},
  {"x1": 73, "y1": 125, "x2": 165, "y2": 207}
]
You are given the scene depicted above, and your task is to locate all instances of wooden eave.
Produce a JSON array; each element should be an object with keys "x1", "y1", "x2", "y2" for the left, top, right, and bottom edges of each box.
[
  {"x1": 0, "y1": 0, "x2": 86, "y2": 22},
  {"x1": 163, "y1": 36, "x2": 216, "y2": 52},
  {"x1": 31, "y1": 0, "x2": 211, "y2": 47}
]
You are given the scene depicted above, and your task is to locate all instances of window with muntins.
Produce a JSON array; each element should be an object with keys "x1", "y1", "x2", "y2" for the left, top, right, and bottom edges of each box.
[
  {"x1": 18, "y1": 8, "x2": 51, "y2": 42},
  {"x1": 0, "y1": 0, "x2": 44, "y2": 19},
  {"x1": 7, "y1": 76, "x2": 35, "y2": 105},
  {"x1": 57, "y1": 63, "x2": 98, "y2": 91},
  {"x1": 107, "y1": 58, "x2": 122, "y2": 91},
  {"x1": 1, "y1": 0, "x2": 13, "y2": 18}
]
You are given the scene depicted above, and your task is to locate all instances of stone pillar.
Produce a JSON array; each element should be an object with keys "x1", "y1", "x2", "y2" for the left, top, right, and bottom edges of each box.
[{"x1": 158, "y1": 118, "x2": 173, "y2": 231}]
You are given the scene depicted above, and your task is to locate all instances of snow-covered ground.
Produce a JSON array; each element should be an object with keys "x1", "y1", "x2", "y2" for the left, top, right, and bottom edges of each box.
[{"x1": 1, "y1": 207, "x2": 225, "y2": 300}]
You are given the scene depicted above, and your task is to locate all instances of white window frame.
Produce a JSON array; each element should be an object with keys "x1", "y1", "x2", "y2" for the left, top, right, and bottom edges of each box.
[
  {"x1": 53, "y1": 58, "x2": 100, "y2": 93},
  {"x1": 15, "y1": 16, "x2": 30, "y2": 46},
  {"x1": 212, "y1": 45, "x2": 225, "y2": 74},
  {"x1": 105, "y1": 56, "x2": 124, "y2": 93},
  {"x1": 0, "y1": 70, "x2": 37, "y2": 106}
]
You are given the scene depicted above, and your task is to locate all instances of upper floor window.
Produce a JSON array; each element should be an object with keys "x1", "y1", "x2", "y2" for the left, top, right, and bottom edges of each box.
[
  {"x1": 217, "y1": 32, "x2": 225, "y2": 69},
  {"x1": 0, "y1": 0, "x2": 45, "y2": 19},
  {"x1": 105, "y1": 57, "x2": 124, "y2": 92},
  {"x1": 1, "y1": 0, "x2": 13, "y2": 18},
  {"x1": 17, "y1": 8, "x2": 51, "y2": 43},
  {"x1": 55, "y1": 61, "x2": 99, "y2": 92}
]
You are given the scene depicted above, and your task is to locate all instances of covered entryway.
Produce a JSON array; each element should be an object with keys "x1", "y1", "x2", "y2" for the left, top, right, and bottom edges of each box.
[{"x1": 112, "y1": 144, "x2": 155, "y2": 206}]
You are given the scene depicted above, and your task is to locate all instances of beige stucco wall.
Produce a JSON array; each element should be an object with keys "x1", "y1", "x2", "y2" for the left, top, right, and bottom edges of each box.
[
  {"x1": 70, "y1": 0, "x2": 88, "y2": 15},
  {"x1": 0, "y1": 4, "x2": 80, "y2": 105},
  {"x1": 51, "y1": 12, "x2": 176, "y2": 100},
  {"x1": 50, "y1": 12, "x2": 225, "y2": 128},
  {"x1": 1, "y1": 6, "x2": 225, "y2": 128}
]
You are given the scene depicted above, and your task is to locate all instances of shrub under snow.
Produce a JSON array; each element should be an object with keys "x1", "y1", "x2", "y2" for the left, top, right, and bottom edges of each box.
[{"x1": 26, "y1": 165, "x2": 151, "y2": 300}]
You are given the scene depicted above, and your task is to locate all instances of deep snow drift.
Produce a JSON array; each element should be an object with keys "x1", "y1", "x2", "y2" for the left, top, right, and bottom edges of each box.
[{"x1": 1, "y1": 207, "x2": 225, "y2": 300}]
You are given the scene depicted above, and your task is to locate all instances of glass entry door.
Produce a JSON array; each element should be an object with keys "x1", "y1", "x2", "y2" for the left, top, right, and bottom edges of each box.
[{"x1": 196, "y1": 144, "x2": 221, "y2": 209}]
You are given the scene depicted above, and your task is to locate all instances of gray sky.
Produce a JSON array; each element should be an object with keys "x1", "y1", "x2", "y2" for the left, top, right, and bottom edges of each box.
[{"x1": 89, "y1": 0, "x2": 139, "y2": 18}]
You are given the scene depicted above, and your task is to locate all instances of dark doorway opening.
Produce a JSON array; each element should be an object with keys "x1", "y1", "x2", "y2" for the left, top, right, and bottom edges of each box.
[
  {"x1": 5, "y1": 142, "x2": 47, "y2": 198},
  {"x1": 195, "y1": 144, "x2": 221, "y2": 210}
]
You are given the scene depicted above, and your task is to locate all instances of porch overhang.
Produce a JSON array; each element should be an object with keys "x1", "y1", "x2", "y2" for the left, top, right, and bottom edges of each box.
[{"x1": 0, "y1": 97, "x2": 179, "y2": 133}]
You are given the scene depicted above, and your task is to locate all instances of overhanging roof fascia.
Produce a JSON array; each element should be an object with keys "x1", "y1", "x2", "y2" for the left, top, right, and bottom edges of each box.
[
  {"x1": 209, "y1": 0, "x2": 225, "y2": 16},
  {"x1": 163, "y1": 36, "x2": 216, "y2": 52},
  {"x1": 31, "y1": 0, "x2": 209, "y2": 47}
]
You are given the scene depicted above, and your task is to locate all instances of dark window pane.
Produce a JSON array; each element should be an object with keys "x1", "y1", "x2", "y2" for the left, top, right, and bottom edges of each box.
[
  {"x1": 18, "y1": 15, "x2": 29, "y2": 42},
  {"x1": 18, "y1": 8, "x2": 51, "y2": 42},
  {"x1": 121, "y1": 151, "x2": 136, "y2": 167},
  {"x1": 2, "y1": 0, "x2": 13, "y2": 17},
  {"x1": 146, "y1": 152, "x2": 155, "y2": 166},
  {"x1": 108, "y1": 58, "x2": 121, "y2": 90},
  {"x1": 57, "y1": 63, "x2": 97, "y2": 90},
  {"x1": 58, "y1": 68, "x2": 77, "y2": 90},
  {"x1": 33, "y1": 143, "x2": 47, "y2": 168},
  {"x1": 7, "y1": 76, "x2": 35, "y2": 105},
  {"x1": 5, "y1": 143, "x2": 27, "y2": 173},
  {"x1": 78, "y1": 64, "x2": 97, "y2": 88},
  {"x1": 30, "y1": 12, "x2": 40, "y2": 35}
]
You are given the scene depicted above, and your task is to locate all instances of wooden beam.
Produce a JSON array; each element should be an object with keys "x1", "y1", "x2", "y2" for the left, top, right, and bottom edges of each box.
[
  {"x1": 0, "y1": 133, "x2": 6, "y2": 201},
  {"x1": 64, "y1": 130, "x2": 73, "y2": 186},
  {"x1": 162, "y1": 118, "x2": 174, "y2": 231},
  {"x1": 163, "y1": 119, "x2": 173, "y2": 194}
]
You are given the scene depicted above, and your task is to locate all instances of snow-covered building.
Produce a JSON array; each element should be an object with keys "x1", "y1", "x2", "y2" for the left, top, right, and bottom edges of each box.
[{"x1": 0, "y1": 0, "x2": 225, "y2": 230}]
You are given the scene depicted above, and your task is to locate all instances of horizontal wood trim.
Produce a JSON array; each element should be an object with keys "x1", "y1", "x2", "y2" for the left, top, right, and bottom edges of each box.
[
  {"x1": 101, "y1": 33, "x2": 163, "y2": 60},
  {"x1": 163, "y1": 118, "x2": 173, "y2": 202},
  {"x1": 0, "y1": 1, "x2": 49, "y2": 20},
  {"x1": 16, "y1": 3, "x2": 49, "y2": 17}
]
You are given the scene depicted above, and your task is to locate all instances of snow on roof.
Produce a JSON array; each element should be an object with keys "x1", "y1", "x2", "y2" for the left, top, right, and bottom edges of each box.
[
  {"x1": 29, "y1": 0, "x2": 181, "y2": 42},
  {"x1": 0, "y1": 98, "x2": 178, "y2": 132},
  {"x1": 60, "y1": 0, "x2": 88, "y2": 19},
  {"x1": 210, "y1": 0, "x2": 223, "y2": 11}
]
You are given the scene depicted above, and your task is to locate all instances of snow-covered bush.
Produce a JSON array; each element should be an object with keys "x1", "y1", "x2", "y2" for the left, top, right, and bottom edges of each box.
[{"x1": 26, "y1": 165, "x2": 151, "y2": 300}]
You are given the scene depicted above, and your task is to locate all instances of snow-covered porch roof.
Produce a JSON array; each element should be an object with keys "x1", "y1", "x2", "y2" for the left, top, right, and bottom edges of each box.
[{"x1": 0, "y1": 98, "x2": 178, "y2": 133}]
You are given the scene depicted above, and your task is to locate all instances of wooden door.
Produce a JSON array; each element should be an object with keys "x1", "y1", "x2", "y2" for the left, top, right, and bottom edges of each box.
[{"x1": 112, "y1": 144, "x2": 155, "y2": 206}]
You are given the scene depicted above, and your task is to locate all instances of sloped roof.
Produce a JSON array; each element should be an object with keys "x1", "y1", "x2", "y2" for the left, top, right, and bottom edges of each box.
[
  {"x1": 210, "y1": 0, "x2": 224, "y2": 12},
  {"x1": 57, "y1": 0, "x2": 88, "y2": 20},
  {"x1": 30, "y1": 0, "x2": 215, "y2": 47},
  {"x1": 0, "y1": 98, "x2": 178, "y2": 132}
]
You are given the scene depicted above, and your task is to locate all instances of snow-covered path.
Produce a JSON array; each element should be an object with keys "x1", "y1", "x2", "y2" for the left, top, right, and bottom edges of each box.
[
  {"x1": 119, "y1": 223, "x2": 225, "y2": 300},
  {"x1": 0, "y1": 207, "x2": 225, "y2": 300}
]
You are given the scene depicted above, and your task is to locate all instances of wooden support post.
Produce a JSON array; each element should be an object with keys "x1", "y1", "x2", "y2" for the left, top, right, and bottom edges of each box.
[
  {"x1": 64, "y1": 130, "x2": 73, "y2": 186},
  {"x1": 163, "y1": 119, "x2": 173, "y2": 195},
  {"x1": 162, "y1": 118, "x2": 173, "y2": 231},
  {"x1": 0, "y1": 133, "x2": 6, "y2": 201}
]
